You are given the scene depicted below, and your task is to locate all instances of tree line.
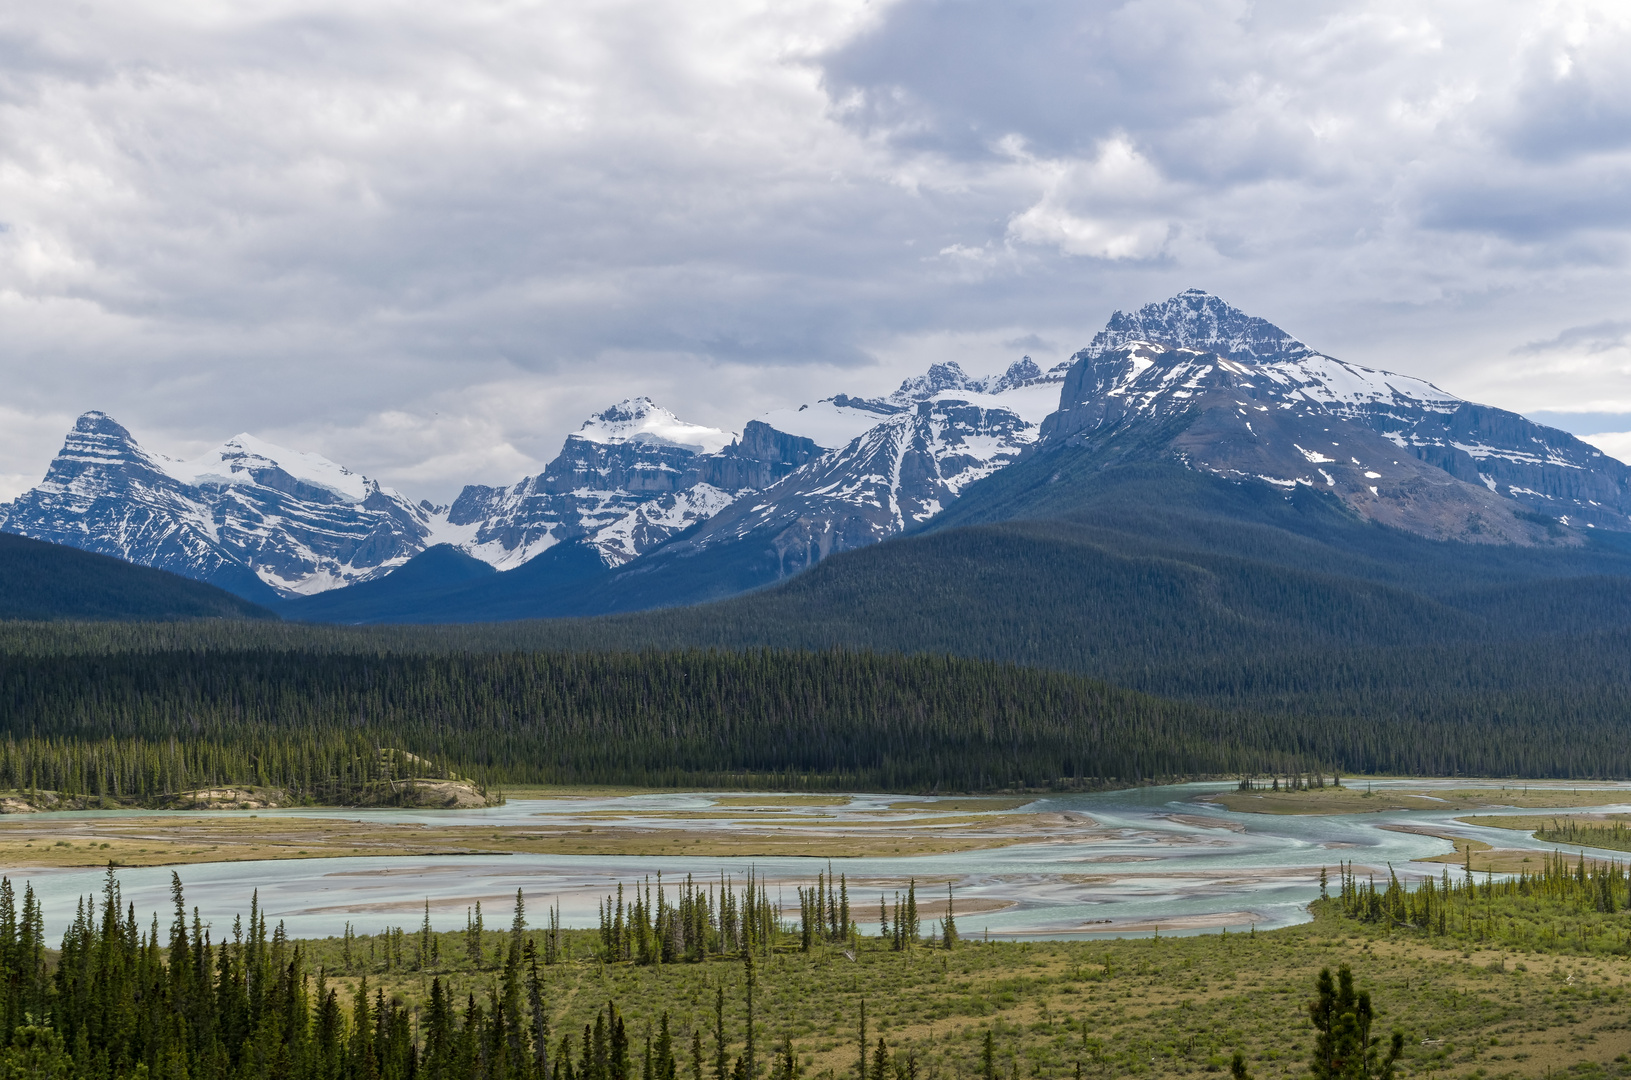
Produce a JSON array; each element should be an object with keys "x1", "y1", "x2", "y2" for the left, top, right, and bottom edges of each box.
[
  {"x1": 8, "y1": 619, "x2": 1631, "y2": 788},
  {"x1": 0, "y1": 867, "x2": 969, "y2": 1080},
  {"x1": 1329, "y1": 850, "x2": 1631, "y2": 953},
  {"x1": 0, "y1": 645, "x2": 1340, "y2": 794}
]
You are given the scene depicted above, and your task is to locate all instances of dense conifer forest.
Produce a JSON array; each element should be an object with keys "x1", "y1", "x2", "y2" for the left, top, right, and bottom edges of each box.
[
  {"x1": 0, "y1": 643, "x2": 1306, "y2": 795},
  {"x1": 0, "y1": 533, "x2": 273, "y2": 623},
  {"x1": 3, "y1": 621, "x2": 1631, "y2": 794}
]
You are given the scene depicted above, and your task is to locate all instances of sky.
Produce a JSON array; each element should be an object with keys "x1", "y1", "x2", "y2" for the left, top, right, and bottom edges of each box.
[{"x1": 2, "y1": 0, "x2": 1630, "y2": 502}]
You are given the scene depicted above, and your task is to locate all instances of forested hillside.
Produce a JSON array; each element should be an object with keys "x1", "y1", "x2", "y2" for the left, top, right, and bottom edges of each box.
[
  {"x1": 0, "y1": 646, "x2": 1293, "y2": 792},
  {"x1": 8, "y1": 458, "x2": 1631, "y2": 790},
  {"x1": 0, "y1": 533, "x2": 274, "y2": 622},
  {"x1": 4, "y1": 632, "x2": 1631, "y2": 789}
]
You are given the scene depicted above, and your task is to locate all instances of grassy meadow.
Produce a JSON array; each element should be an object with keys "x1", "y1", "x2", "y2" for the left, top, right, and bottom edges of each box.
[{"x1": 286, "y1": 900, "x2": 1631, "y2": 1080}]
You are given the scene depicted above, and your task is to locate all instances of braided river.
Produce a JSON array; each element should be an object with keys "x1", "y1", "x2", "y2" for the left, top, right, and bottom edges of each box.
[{"x1": 14, "y1": 779, "x2": 1631, "y2": 942}]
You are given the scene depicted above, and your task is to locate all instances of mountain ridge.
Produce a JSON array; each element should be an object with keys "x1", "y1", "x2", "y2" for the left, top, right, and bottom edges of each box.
[{"x1": 7, "y1": 290, "x2": 1630, "y2": 617}]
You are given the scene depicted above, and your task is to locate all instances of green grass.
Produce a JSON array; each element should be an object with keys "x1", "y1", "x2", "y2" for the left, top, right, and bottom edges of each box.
[{"x1": 299, "y1": 901, "x2": 1631, "y2": 1080}]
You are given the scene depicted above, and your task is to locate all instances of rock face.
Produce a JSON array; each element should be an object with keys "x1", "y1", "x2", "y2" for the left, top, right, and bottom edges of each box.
[
  {"x1": 438, "y1": 399, "x2": 820, "y2": 570},
  {"x1": 7, "y1": 291, "x2": 1630, "y2": 607},
  {"x1": 1080, "y1": 288, "x2": 1315, "y2": 363},
  {"x1": 0, "y1": 412, "x2": 434, "y2": 598},
  {"x1": 1041, "y1": 293, "x2": 1631, "y2": 541},
  {"x1": 439, "y1": 370, "x2": 1063, "y2": 581},
  {"x1": 660, "y1": 391, "x2": 1053, "y2": 579}
]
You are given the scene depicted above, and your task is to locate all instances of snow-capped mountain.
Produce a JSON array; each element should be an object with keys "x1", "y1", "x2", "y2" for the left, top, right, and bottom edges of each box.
[
  {"x1": 1080, "y1": 288, "x2": 1315, "y2": 363},
  {"x1": 0, "y1": 412, "x2": 435, "y2": 599},
  {"x1": 8, "y1": 289, "x2": 1630, "y2": 611},
  {"x1": 757, "y1": 357, "x2": 1062, "y2": 450},
  {"x1": 438, "y1": 398, "x2": 791, "y2": 570},
  {"x1": 434, "y1": 364, "x2": 1063, "y2": 578},
  {"x1": 623, "y1": 358, "x2": 1069, "y2": 579},
  {"x1": 1041, "y1": 291, "x2": 1631, "y2": 540},
  {"x1": 663, "y1": 398, "x2": 1041, "y2": 577}
]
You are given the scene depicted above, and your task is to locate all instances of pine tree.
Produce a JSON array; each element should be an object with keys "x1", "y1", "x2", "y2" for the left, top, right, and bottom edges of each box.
[
  {"x1": 857, "y1": 999, "x2": 867, "y2": 1080},
  {"x1": 744, "y1": 949, "x2": 756, "y2": 1080},
  {"x1": 419, "y1": 899, "x2": 434, "y2": 972},
  {"x1": 714, "y1": 986, "x2": 729, "y2": 1080},
  {"x1": 512, "y1": 888, "x2": 528, "y2": 955}
]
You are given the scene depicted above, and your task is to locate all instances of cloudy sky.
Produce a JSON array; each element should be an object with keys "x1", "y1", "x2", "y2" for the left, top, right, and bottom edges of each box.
[{"x1": 3, "y1": 0, "x2": 1630, "y2": 501}]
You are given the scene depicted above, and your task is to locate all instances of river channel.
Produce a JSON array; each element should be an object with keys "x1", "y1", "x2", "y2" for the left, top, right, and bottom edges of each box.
[{"x1": 11, "y1": 780, "x2": 1630, "y2": 943}]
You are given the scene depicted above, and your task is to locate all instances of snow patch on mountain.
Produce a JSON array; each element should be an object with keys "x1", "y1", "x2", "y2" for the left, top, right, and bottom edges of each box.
[
  {"x1": 1252, "y1": 355, "x2": 1459, "y2": 412},
  {"x1": 923, "y1": 381, "x2": 1063, "y2": 426},
  {"x1": 755, "y1": 400, "x2": 892, "y2": 450},
  {"x1": 757, "y1": 357, "x2": 1060, "y2": 449},
  {"x1": 161, "y1": 433, "x2": 373, "y2": 503},
  {"x1": 0, "y1": 411, "x2": 433, "y2": 597},
  {"x1": 1085, "y1": 288, "x2": 1314, "y2": 362},
  {"x1": 575, "y1": 397, "x2": 736, "y2": 454}
]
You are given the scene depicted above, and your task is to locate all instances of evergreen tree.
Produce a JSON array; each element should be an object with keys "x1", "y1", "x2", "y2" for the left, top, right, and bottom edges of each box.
[
  {"x1": 1308, "y1": 966, "x2": 1402, "y2": 1080},
  {"x1": 713, "y1": 987, "x2": 728, "y2": 1080}
]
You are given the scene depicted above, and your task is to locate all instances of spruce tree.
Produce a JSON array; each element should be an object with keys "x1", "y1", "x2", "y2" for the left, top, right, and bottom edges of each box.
[
  {"x1": 857, "y1": 999, "x2": 867, "y2": 1080},
  {"x1": 714, "y1": 986, "x2": 728, "y2": 1080}
]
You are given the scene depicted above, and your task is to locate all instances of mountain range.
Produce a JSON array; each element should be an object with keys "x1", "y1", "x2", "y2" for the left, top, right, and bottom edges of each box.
[{"x1": 4, "y1": 289, "x2": 1629, "y2": 622}]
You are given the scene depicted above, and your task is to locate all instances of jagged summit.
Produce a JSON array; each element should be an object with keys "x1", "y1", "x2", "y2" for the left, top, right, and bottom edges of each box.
[
  {"x1": 1, "y1": 412, "x2": 432, "y2": 599},
  {"x1": 754, "y1": 356, "x2": 1060, "y2": 451},
  {"x1": 574, "y1": 397, "x2": 736, "y2": 454},
  {"x1": 1085, "y1": 289, "x2": 1313, "y2": 363},
  {"x1": 11, "y1": 290, "x2": 1631, "y2": 615},
  {"x1": 73, "y1": 410, "x2": 134, "y2": 438},
  {"x1": 885, "y1": 357, "x2": 1052, "y2": 406}
]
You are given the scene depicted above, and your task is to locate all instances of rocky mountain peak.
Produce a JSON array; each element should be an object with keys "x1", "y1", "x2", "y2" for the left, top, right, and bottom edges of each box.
[
  {"x1": 990, "y1": 356, "x2": 1044, "y2": 391},
  {"x1": 882, "y1": 356, "x2": 1062, "y2": 408},
  {"x1": 575, "y1": 397, "x2": 735, "y2": 454},
  {"x1": 887, "y1": 362, "x2": 976, "y2": 405},
  {"x1": 2, "y1": 412, "x2": 432, "y2": 599},
  {"x1": 73, "y1": 410, "x2": 136, "y2": 440},
  {"x1": 1085, "y1": 289, "x2": 1313, "y2": 364}
]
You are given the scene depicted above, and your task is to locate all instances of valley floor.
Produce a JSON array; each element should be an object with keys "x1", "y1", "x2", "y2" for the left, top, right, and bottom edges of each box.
[
  {"x1": 303, "y1": 906, "x2": 1631, "y2": 1080},
  {"x1": 6, "y1": 784, "x2": 1628, "y2": 872},
  {"x1": 0, "y1": 794, "x2": 1061, "y2": 868}
]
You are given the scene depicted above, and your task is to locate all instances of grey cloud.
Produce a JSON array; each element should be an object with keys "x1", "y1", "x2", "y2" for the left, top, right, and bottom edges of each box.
[
  {"x1": 1418, "y1": 160, "x2": 1631, "y2": 241},
  {"x1": 821, "y1": 0, "x2": 1418, "y2": 184},
  {"x1": 1001, "y1": 334, "x2": 1057, "y2": 354},
  {"x1": 1514, "y1": 321, "x2": 1631, "y2": 355},
  {"x1": 1, "y1": 0, "x2": 1630, "y2": 502},
  {"x1": 1502, "y1": 18, "x2": 1631, "y2": 162}
]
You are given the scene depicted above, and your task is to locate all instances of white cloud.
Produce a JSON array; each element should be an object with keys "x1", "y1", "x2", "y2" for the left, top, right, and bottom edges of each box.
[
  {"x1": 0, "y1": 0, "x2": 1630, "y2": 502},
  {"x1": 1005, "y1": 136, "x2": 1173, "y2": 259},
  {"x1": 1582, "y1": 431, "x2": 1631, "y2": 465}
]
